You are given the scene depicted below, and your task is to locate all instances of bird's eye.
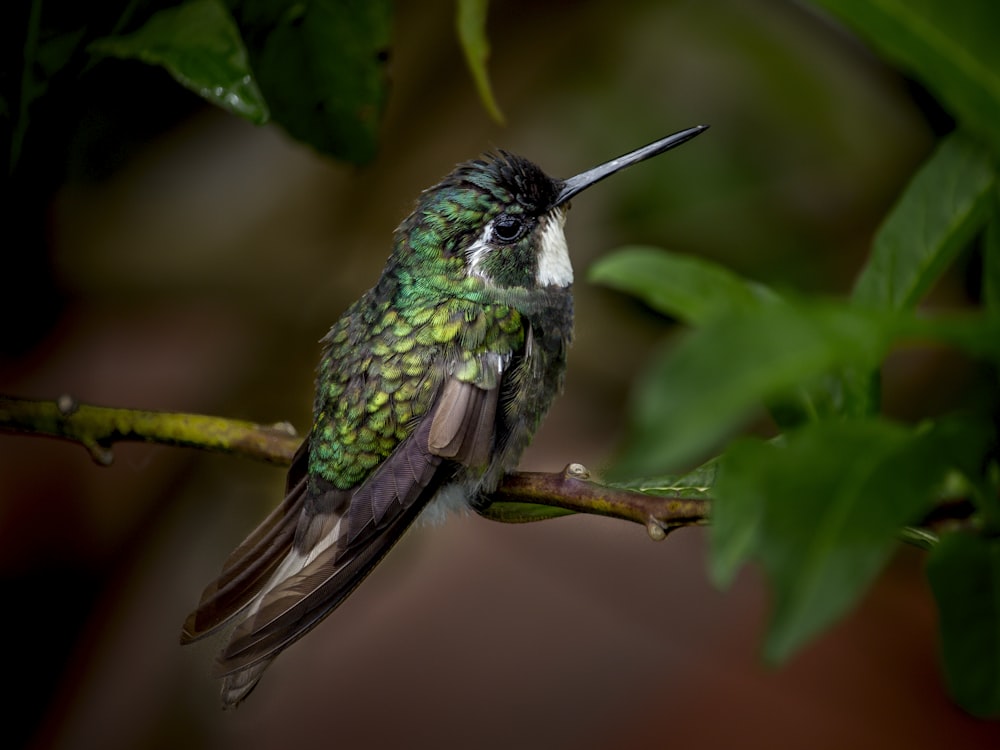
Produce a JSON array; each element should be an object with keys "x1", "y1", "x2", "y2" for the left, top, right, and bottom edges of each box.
[{"x1": 493, "y1": 214, "x2": 525, "y2": 243}]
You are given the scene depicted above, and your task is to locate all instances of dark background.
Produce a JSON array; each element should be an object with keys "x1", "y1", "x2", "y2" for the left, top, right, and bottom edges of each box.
[{"x1": 4, "y1": 1, "x2": 997, "y2": 747}]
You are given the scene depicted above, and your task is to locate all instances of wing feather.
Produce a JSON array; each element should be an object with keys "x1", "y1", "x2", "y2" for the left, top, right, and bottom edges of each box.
[
  {"x1": 180, "y1": 442, "x2": 310, "y2": 643},
  {"x1": 189, "y1": 359, "x2": 510, "y2": 706},
  {"x1": 213, "y1": 411, "x2": 444, "y2": 694},
  {"x1": 428, "y1": 376, "x2": 499, "y2": 467}
]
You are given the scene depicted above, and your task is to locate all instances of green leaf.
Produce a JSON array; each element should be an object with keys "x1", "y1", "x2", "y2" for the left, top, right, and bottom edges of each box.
[
  {"x1": 710, "y1": 438, "x2": 769, "y2": 588},
  {"x1": 610, "y1": 455, "x2": 719, "y2": 500},
  {"x1": 986, "y1": 211, "x2": 1000, "y2": 316},
  {"x1": 589, "y1": 245, "x2": 776, "y2": 326},
  {"x1": 89, "y1": 0, "x2": 269, "y2": 124},
  {"x1": 852, "y1": 132, "x2": 997, "y2": 310},
  {"x1": 714, "y1": 420, "x2": 949, "y2": 663},
  {"x1": 841, "y1": 133, "x2": 996, "y2": 419},
  {"x1": 9, "y1": 0, "x2": 43, "y2": 173},
  {"x1": 478, "y1": 501, "x2": 575, "y2": 523},
  {"x1": 929, "y1": 413, "x2": 1000, "y2": 525},
  {"x1": 614, "y1": 300, "x2": 899, "y2": 476},
  {"x1": 455, "y1": 0, "x2": 504, "y2": 124},
  {"x1": 590, "y1": 247, "x2": 839, "y2": 427},
  {"x1": 616, "y1": 294, "x2": 1000, "y2": 477},
  {"x1": 812, "y1": 0, "x2": 1000, "y2": 152},
  {"x1": 898, "y1": 313, "x2": 1000, "y2": 363},
  {"x1": 927, "y1": 532, "x2": 1000, "y2": 717},
  {"x1": 231, "y1": 0, "x2": 391, "y2": 164}
]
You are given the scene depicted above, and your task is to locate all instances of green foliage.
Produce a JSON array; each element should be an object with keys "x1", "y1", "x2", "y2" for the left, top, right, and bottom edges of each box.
[
  {"x1": 713, "y1": 419, "x2": 985, "y2": 662},
  {"x1": 6, "y1": 0, "x2": 1000, "y2": 721},
  {"x1": 89, "y1": 0, "x2": 269, "y2": 124},
  {"x1": 589, "y1": 245, "x2": 775, "y2": 326},
  {"x1": 227, "y1": 0, "x2": 391, "y2": 164},
  {"x1": 590, "y1": 0, "x2": 1000, "y2": 717},
  {"x1": 456, "y1": 0, "x2": 504, "y2": 124},
  {"x1": 927, "y1": 531, "x2": 1000, "y2": 717},
  {"x1": 610, "y1": 455, "x2": 719, "y2": 500},
  {"x1": 810, "y1": 0, "x2": 1000, "y2": 154},
  {"x1": 852, "y1": 132, "x2": 997, "y2": 310},
  {"x1": 3, "y1": 0, "x2": 495, "y2": 170}
]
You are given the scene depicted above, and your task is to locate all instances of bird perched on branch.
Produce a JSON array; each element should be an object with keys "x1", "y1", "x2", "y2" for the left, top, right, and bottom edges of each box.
[{"x1": 180, "y1": 125, "x2": 708, "y2": 707}]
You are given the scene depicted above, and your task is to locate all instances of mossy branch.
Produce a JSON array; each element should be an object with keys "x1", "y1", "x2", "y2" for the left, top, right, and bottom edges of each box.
[
  {"x1": 2, "y1": 395, "x2": 977, "y2": 544},
  {"x1": 0, "y1": 394, "x2": 301, "y2": 466},
  {"x1": 0, "y1": 394, "x2": 708, "y2": 539}
]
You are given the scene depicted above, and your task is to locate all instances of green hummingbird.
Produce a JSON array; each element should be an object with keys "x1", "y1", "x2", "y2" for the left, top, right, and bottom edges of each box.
[{"x1": 180, "y1": 125, "x2": 708, "y2": 706}]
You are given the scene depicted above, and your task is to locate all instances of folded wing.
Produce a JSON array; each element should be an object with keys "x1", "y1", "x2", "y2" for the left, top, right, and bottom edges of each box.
[{"x1": 181, "y1": 372, "x2": 503, "y2": 706}]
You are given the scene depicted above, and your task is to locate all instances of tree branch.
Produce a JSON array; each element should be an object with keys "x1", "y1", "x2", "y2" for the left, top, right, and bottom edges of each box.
[
  {"x1": 2, "y1": 395, "x2": 980, "y2": 544},
  {"x1": 0, "y1": 394, "x2": 300, "y2": 466},
  {"x1": 0, "y1": 394, "x2": 709, "y2": 539}
]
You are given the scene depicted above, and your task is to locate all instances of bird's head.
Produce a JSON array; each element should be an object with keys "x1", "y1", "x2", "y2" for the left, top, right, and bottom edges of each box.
[{"x1": 394, "y1": 125, "x2": 709, "y2": 293}]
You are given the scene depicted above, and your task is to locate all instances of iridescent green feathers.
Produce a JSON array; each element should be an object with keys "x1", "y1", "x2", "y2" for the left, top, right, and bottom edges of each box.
[
  {"x1": 183, "y1": 127, "x2": 707, "y2": 708},
  {"x1": 308, "y1": 150, "x2": 564, "y2": 491},
  {"x1": 310, "y1": 296, "x2": 524, "y2": 489},
  {"x1": 183, "y1": 148, "x2": 575, "y2": 708}
]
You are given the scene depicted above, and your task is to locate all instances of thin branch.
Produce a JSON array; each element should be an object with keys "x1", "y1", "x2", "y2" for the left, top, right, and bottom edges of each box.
[
  {"x1": 0, "y1": 394, "x2": 300, "y2": 466},
  {"x1": 481, "y1": 464, "x2": 709, "y2": 539},
  {"x1": 0, "y1": 394, "x2": 708, "y2": 538},
  {"x1": 2, "y1": 394, "x2": 980, "y2": 544}
]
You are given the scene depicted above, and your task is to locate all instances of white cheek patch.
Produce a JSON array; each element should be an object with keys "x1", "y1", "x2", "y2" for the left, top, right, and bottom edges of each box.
[
  {"x1": 464, "y1": 230, "x2": 492, "y2": 280},
  {"x1": 536, "y1": 209, "x2": 573, "y2": 287}
]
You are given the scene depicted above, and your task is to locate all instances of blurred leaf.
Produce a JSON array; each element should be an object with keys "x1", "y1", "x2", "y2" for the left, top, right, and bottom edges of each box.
[
  {"x1": 714, "y1": 419, "x2": 949, "y2": 662},
  {"x1": 898, "y1": 313, "x2": 1000, "y2": 363},
  {"x1": 852, "y1": 132, "x2": 997, "y2": 310},
  {"x1": 929, "y1": 412, "x2": 1000, "y2": 526},
  {"x1": 710, "y1": 438, "x2": 768, "y2": 588},
  {"x1": 812, "y1": 0, "x2": 1000, "y2": 152},
  {"x1": 616, "y1": 296, "x2": 1000, "y2": 477},
  {"x1": 839, "y1": 132, "x2": 996, "y2": 422},
  {"x1": 9, "y1": 0, "x2": 43, "y2": 173},
  {"x1": 986, "y1": 211, "x2": 1000, "y2": 316},
  {"x1": 927, "y1": 532, "x2": 1000, "y2": 717},
  {"x1": 592, "y1": 248, "x2": 874, "y2": 427},
  {"x1": 37, "y1": 27, "x2": 88, "y2": 78},
  {"x1": 589, "y1": 245, "x2": 776, "y2": 326},
  {"x1": 231, "y1": 0, "x2": 391, "y2": 164},
  {"x1": 89, "y1": 0, "x2": 269, "y2": 124},
  {"x1": 455, "y1": 0, "x2": 504, "y2": 123},
  {"x1": 614, "y1": 301, "x2": 899, "y2": 476}
]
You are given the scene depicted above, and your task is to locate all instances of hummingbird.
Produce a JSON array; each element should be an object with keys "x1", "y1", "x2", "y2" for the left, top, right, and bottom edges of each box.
[{"x1": 180, "y1": 125, "x2": 708, "y2": 706}]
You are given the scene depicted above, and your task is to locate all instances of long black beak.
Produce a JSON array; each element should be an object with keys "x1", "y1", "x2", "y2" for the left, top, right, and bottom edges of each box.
[{"x1": 552, "y1": 124, "x2": 709, "y2": 207}]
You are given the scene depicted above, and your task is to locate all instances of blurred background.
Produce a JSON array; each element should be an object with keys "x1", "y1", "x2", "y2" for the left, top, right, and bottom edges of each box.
[{"x1": 4, "y1": 0, "x2": 998, "y2": 747}]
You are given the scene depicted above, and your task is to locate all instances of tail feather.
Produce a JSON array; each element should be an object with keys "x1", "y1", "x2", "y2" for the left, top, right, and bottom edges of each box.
[
  {"x1": 220, "y1": 659, "x2": 272, "y2": 709},
  {"x1": 181, "y1": 444, "x2": 309, "y2": 643},
  {"x1": 182, "y1": 373, "x2": 500, "y2": 706}
]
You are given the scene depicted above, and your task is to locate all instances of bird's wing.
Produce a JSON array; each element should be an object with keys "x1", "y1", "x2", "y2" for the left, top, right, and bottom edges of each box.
[
  {"x1": 182, "y1": 358, "x2": 505, "y2": 705},
  {"x1": 180, "y1": 440, "x2": 311, "y2": 643}
]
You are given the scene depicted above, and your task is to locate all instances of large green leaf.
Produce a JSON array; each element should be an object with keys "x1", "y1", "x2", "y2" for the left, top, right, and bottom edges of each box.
[
  {"x1": 455, "y1": 0, "x2": 503, "y2": 123},
  {"x1": 230, "y1": 0, "x2": 391, "y2": 164},
  {"x1": 709, "y1": 438, "x2": 768, "y2": 589},
  {"x1": 589, "y1": 245, "x2": 775, "y2": 326},
  {"x1": 614, "y1": 298, "x2": 1000, "y2": 477},
  {"x1": 89, "y1": 0, "x2": 269, "y2": 124},
  {"x1": 852, "y1": 132, "x2": 997, "y2": 310},
  {"x1": 614, "y1": 301, "x2": 898, "y2": 476},
  {"x1": 590, "y1": 247, "x2": 852, "y2": 427},
  {"x1": 811, "y1": 1, "x2": 1000, "y2": 152},
  {"x1": 927, "y1": 532, "x2": 1000, "y2": 717},
  {"x1": 713, "y1": 419, "x2": 950, "y2": 662}
]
